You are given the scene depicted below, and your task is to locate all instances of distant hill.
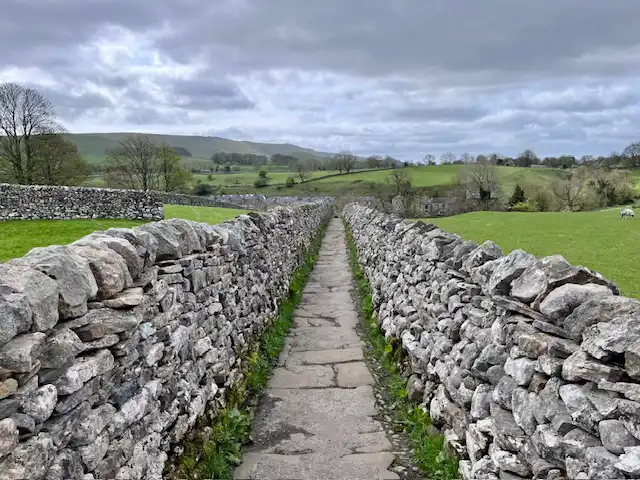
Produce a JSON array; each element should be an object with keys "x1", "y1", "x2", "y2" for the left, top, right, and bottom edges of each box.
[{"x1": 64, "y1": 132, "x2": 334, "y2": 164}]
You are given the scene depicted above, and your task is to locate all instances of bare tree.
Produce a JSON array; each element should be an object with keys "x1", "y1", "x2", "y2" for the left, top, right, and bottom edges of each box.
[
  {"x1": 440, "y1": 152, "x2": 456, "y2": 164},
  {"x1": 458, "y1": 158, "x2": 501, "y2": 203},
  {"x1": 552, "y1": 168, "x2": 589, "y2": 210},
  {"x1": 460, "y1": 152, "x2": 475, "y2": 164},
  {"x1": 387, "y1": 170, "x2": 412, "y2": 196},
  {"x1": 0, "y1": 82, "x2": 65, "y2": 183},
  {"x1": 332, "y1": 152, "x2": 358, "y2": 174},
  {"x1": 296, "y1": 161, "x2": 311, "y2": 183},
  {"x1": 516, "y1": 149, "x2": 539, "y2": 167},
  {"x1": 105, "y1": 135, "x2": 161, "y2": 190},
  {"x1": 622, "y1": 142, "x2": 640, "y2": 168},
  {"x1": 423, "y1": 154, "x2": 436, "y2": 165}
]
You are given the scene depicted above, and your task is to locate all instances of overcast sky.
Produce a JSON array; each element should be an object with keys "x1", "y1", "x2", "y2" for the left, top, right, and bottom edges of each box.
[{"x1": 2, "y1": 0, "x2": 639, "y2": 160}]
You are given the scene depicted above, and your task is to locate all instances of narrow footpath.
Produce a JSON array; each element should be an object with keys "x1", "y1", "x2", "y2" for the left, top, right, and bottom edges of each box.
[{"x1": 235, "y1": 219, "x2": 399, "y2": 480}]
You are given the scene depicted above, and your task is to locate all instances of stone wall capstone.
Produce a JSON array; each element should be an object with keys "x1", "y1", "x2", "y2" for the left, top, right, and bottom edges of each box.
[
  {"x1": 0, "y1": 184, "x2": 163, "y2": 221},
  {"x1": 343, "y1": 203, "x2": 640, "y2": 480},
  {"x1": 0, "y1": 201, "x2": 332, "y2": 479}
]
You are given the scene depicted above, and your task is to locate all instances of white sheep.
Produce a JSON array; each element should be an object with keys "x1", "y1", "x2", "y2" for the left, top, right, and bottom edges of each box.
[{"x1": 621, "y1": 208, "x2": 635, "y2": 219}]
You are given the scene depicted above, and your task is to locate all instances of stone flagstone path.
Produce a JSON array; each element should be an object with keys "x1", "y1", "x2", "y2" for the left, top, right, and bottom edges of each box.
[{"x1": 235, "y1": 219, "x2": 399, "y2": 480}]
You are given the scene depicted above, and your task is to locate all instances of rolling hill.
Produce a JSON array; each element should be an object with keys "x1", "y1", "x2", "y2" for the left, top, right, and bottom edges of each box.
[{"x1": 65, "y1": 132, "x2": 333, "y2": 164}]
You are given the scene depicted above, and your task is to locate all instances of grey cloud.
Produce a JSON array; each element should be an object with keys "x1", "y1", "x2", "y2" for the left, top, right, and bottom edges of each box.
[
  {"x1": 25, "y1": 85, "x2": 113, "y2": 119},
  {"x1": 168, "y1": 77, "x2": 255, "y2": 110}
]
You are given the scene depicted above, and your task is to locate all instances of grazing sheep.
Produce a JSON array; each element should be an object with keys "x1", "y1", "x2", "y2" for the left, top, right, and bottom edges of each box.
[{"x1": 621, "y1": 208, "x2": 635, "y2": 219}]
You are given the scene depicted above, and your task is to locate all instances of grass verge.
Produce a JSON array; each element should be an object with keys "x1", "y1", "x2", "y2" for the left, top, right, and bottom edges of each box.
[
  {"x1": 343, "y1": 220, "x2": 460, "y2": 480},
  {"x1": 169, "y1": 218, "x2": 329, "y2": 480}
]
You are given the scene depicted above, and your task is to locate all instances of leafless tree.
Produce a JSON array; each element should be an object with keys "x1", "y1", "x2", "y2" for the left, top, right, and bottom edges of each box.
[
  {"x1": 458, "y1": 158, "x2": 501, "y2": 203},
  {"x1": 552, "y1": 168, "x2": 589, "y2": 210},
  {"x1": 440, "y1": 152, "x2": 456, "y2": 164},
  {"x1": 387, "y1": 170, "x2": 412, "y2": 196},
  {"x1": 333, "y1": 152, "x2": 358, "y2": 174},
  {"x1": 423, "y1": 154, "x2": 436, "y2": 165},
  {"x1": 622, "y1": 142, "x2": 640, "y2": 168},
  {"x1": 460, "y1": 152, "x2": 475, "y2": 164},
  {"x1": 0, "y1": 82, "x2": 66, "y2": 183},
  {"x1": 296, "y1": 161, "x2": 311, "y2": 183},
  {"x1": 157, "y1": 142, "x2": 192, "y2": 192},
  {"x1": 105, "y1": 135, "x2": 161, "y2": 190}
]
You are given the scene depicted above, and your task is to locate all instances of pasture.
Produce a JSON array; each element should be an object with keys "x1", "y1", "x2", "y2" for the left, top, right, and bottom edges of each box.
[
  {"x1": 0, "y1": 205, "x2": 248, "y2": 262},
  {"x1": 425, "y1": 209, "x2": 640, "y2": 299}
]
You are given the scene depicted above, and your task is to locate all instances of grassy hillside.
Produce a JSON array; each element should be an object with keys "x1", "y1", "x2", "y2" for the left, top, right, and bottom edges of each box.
[
  {"x1": 65, "y1": 133, "x2": 332, "y2": 164},
  {"x1": 427, "y1": 210, "x2": 640, "y2": 298},
  {"x1": 208, "y1": 165, "x2": 566, "y2": 197}
]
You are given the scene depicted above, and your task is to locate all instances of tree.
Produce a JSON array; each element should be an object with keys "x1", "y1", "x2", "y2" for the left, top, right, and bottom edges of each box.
[
  {"x1": 440, "y1": 152, "x2": 456, "y2": 164},
  {"x1": 423, "y1": 154, "x2": 436, "y2": 165},
  {"x1": 157, "y1": 142, "x2": 192, "y2": 192},
  {"x1": 285, "y1": 176, "x2": 296, "y2": 188},
  {"x1": 295, "y1": 161, "x2": 311, "y2": 183},
  {"x1": 387, "y1": 170, "x2": 412, "y2": 196},
  {"x1": 333, "y1": 152, "x2": 358, "y2": 174},
  {"x1": 516, "y1": 149, "x2": 539, "y2": 168},
  {"x1": 365, "y1": 155, "x2": 382, "y2": 169},
  {"x1": 30, "y1": 134, "x2": 88, "y2": 186},
  {"x1": 509, "y1": 184, "x2": 526, "y2": 206},
  {"x1": 458, "y1": 158, "x2": 501, "y2": 203},
  {"x1": 105, "y1": 135, "x2": 161, "y2": 190},
  {"x1": 460, "y1": 152, "x2": 475, "y2": 164},
  {"x1": 0, "y1": 82, "x2": 66, "y2": 184},
  {"x1": 622, "y1": 142, "x2": 640, "y2": 168},
  {"x1": 552, "y1": 168, "x2": 588, "y2": 210}
]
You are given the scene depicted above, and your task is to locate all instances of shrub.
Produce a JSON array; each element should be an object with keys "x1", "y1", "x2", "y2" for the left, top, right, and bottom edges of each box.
[
  {"x1": 258, "y1": 168, "x2": 268, "y2": 179},
  {"x1": 511, "y1": 200, "x2": 540, "y2": 212},
  {"x1": 207, "y1": 174, "x2": 213, "y2": 181},
  {"x1": 285, "y1": 176, "x2": 296, "y2": 188},
  {"x1": 193, "y1": 182, "x2": 214, "y2": 196},
  {"x1": 254, "y1": 177, "x2": 268, "y2": 188}
]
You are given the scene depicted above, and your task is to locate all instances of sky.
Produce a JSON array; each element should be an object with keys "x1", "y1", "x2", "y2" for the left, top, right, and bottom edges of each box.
[{"x1": 1, "y1": 0, "x2": 639, "y2": 161}]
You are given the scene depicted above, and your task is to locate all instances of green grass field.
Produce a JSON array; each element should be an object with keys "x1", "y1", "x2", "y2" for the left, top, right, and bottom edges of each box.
[
  {"x1": 0, "y1": 205, "x2": 248, "y2": 262},
  {"x1": 425, "y1": 210, "x2": 640, "y2": 298}
]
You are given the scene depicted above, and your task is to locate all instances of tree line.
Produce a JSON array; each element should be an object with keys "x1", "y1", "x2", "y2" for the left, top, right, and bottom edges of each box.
[{"x1": 425, "y1": 145, "x2": 640, "y2": 170}]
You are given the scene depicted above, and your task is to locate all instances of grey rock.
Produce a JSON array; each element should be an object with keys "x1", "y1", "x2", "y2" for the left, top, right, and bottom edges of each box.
[
  {"x1": 565, "y1": 295, "x2": 640, "y2": 342},
  {"x1": 626, "y1": 341, "x2": 640, "y2": 381},
  {"x1": 512, "y1": 387, "x2": 537, "y2": 435},
  {"x1": 562, "y1": 350, "x2": 624, "y2": 383},
  {"x1": 0, "y1": 293, "x2": 32, "y2": 347},
  {"x1": 616, "y1": 446, "x2": 640, "y2": 476},
  {"x1": 0, "y1": 433, "x2": 56, "y2": 480},
  {"x1": 461, "y1": 241, "x2": 504, "y2": 273},
  {"x1": 40, "y1": 328, "x2": 83, "y2": 369},
  {"x1": 0, "y1": 265, "x2": 59, "y2": 333},
  {"x1": 597, "y1": 380, "x2": 640, "y2": 402},
  {"x1": 21, "y1": 385, "x2": 57, "y2": 423},
  {"x1": 539, "y1": 283, "x2": 612, "y2": 322},
  {"x1": 54, "y1": 350, "x2": 115, "y2": 395},
  {"x1": 585, "y1": 446, "x2": 625, "y2": 479},
  {"x1": 136, "y1": 223, "x2": 183, "y2": 260},
  {"x1": 46, "y1": 449, "x2": 84, "y2": 480},
  {"x1": 71, "y1": 404, "x2": 116, "y2": 446},
  {"x1": 471, "y1": 384, "x2": 492, "y2": 420},
  {"x1": 0, "y1": 379, "x2": 18, "y2": 400},
  {"x1": 490, "y1": 402, "x2": 527, "y2": 451},
  {"x1": 503, "y1": 357, "x2": 536, "y2": 386},
  {"x1": 78, "y1": 431, "x2": 109, "y2": 471},
  {"x1": 0, "y1": 418, "x2": 18, "y2": 458},
  {"x1": 0, "y1": 333, "x2": 46, "y2": 373},
  {"x1": 599, "y1": 419, "x2": 640, "y2": 454},
  {"x1": 493, "y1": 376, "x2": 517, "y2": 410},
  {"x1": 13, "y1": 246, "x2": 98, "y2": 319},
  {"x1": 71, "y1": 243, "x2": 132, "y2": 300},
  {"x1": 73, "y1": 308, "x2": 140, "y2": 341},
  {"x1": 485, "y1": 249, "x2": 536, "y2": 295},
  {"x1": 581, "y1": 311, "x2": 640, "y2": 360},
  {"x1": 101, "y1": 287, "x2": 144, "y2": 309}
]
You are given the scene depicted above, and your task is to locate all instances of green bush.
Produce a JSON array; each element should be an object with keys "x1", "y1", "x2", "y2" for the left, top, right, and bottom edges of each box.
[
  {"x1": 511, "y1": 200, "x2": 540, "y2": 212},
  {"x1": 193, "y1": 182, "x2": 214, "y2": 196},
  {"x1": 285, "y1": 177, "x2": 296, "y2": 188},
  {"x1": 254, "y1": 177, "x2": 268, "y2": 188},
  {"x1": 509, "y1": 184, "x2": 526, "y2": 206}
]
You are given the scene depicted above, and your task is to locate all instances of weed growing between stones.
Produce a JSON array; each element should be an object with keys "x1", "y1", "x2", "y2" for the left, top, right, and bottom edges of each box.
[
  {"x1": 344, "y1": 220, "x2": 460, "y2": 480},
  {"x1": 169, "y1": 219, "x2": 329, "y2": 480}
]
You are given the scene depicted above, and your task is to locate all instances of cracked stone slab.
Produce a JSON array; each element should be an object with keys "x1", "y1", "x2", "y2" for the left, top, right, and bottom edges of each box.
[
  {"x1": 268, "y1": 365, "x2": 335, "y2": 389},
  {"x1": 336, "y1": 362, "x2": 375, "y2": 387},
  {"x1": 288, "y1": 327, "x2": 362, "y2": 352},
  {"x1": 286, "y1": 348, "x2": 364, "y2": 366}
]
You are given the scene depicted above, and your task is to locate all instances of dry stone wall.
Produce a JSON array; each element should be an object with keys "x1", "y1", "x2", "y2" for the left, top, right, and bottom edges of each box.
[
  {"x1": 0, "y1": 202, "x2": 331, "y2": 479},
  {"x1": 0, "y1": 184, "x2": 163, "y2": 221},
  {"x1": 344, "y1": 203, "x2": 640, "y2": 480}
]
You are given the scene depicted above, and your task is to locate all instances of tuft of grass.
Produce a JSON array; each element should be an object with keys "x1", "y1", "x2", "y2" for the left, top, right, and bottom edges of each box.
[
  {"x1": 344, "y1": 220, "x2": 459, "y2": 480},
  {"x1": 170, "y1": 219, "x2": 329, "y2": 480}
]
